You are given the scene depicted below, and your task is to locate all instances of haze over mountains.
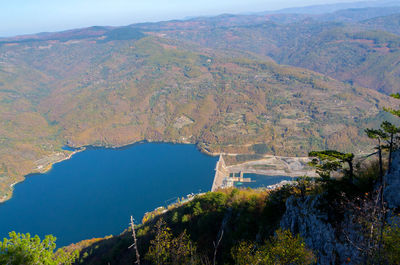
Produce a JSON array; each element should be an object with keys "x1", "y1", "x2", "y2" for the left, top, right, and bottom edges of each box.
[
  {"x1": 0, "y1": 2, "x2": 400, "y2": 201},
  {"x1": 260, "y1": 0, "x2": 400, "y2": 14}
]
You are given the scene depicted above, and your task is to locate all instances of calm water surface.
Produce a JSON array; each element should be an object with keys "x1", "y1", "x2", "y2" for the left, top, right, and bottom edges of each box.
[
  {"x1": 235, "y1": 174, "x2": 293, "y2": 188},
  {"x1": 0, "y1": 143, "x2": 218, "y2": 247}
]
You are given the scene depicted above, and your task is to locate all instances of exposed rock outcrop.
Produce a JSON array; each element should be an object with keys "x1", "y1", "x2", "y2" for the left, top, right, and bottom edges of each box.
[
  {"x1": 281, "y1": 150, "x2": 400, "y2": 264},
  {"x1": 384, "y1": 150, "x2": 400, "y2": 210},
  {"x1": 280, "y1": 195, "x2": 362, "y2": 265}
]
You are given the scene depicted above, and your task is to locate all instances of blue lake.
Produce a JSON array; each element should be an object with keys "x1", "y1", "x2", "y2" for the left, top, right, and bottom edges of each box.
[
  {"x1": 235, "y1": 174, "x2": 293, "y2": 188},
  {"x1": 0, "y1": 143, "x2": 218, "y2": 247}
]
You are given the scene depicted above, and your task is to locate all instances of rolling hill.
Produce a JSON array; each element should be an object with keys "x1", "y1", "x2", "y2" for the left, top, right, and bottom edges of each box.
[
  {"x1": 359, "y1": 13, "x2": 400, "y2": 35},
  {"x1": 139, "y1": 13, "x2": 400, "y2": 95},
  {"x1": 0, "y1": 27, "x2": 397, "y2": 201}
]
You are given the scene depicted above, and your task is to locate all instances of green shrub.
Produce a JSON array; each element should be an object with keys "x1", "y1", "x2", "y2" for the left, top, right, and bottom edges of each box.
[
  {"x1": 0, "y1": 232, "x2": 78, "y2": 265},
  {"x1": 232, "y1": 229, "x2": 316, "y2": 265}
]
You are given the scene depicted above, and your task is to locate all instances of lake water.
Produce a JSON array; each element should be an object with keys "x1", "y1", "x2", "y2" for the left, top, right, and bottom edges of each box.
[
  {"x1": 235, "y1": 174, "x2": 293, "y2": 188},
  {"x1": 0, "y1": 143, "x2": 218, "y2": 247}
]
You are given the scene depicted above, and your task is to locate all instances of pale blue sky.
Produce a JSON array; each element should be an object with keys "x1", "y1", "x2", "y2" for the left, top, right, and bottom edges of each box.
[{"x1": 1, "y1": 0, "x2": 363, "y2": 37}]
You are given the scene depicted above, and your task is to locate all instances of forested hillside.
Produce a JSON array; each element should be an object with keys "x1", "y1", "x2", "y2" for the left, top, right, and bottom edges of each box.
[
  {"x1": 60, "y1": 149, "x2": 400, "y2": 265},
  {"x1": 1, "y1": 6, "x2": 399, "y2": 201},
  {"x1": 0, "y1": 32, "x2": 397, "y2": 200},
  {"x1": 146, "y1": 12, "x2": 400, "y2": 95},
  {"x1": 360, "y1": 13, "x2": 400, "y2": 35},
  {"x1": 1, "y1": 3, "x2": 400, "y2": 265}
]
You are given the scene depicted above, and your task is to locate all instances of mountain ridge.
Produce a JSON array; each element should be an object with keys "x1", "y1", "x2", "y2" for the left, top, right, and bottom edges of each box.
[
  {"x1": 1, "y1": 5, "x2": 399, "y2": 202},
  {"x1": 0, "y1": 33, "x2": 397, "y2": 201}
]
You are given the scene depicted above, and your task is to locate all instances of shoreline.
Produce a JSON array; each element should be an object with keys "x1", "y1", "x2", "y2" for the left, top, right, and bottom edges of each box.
[
  {"x1": 35, "y1": 149, "x2": 84, "y2": 174},
  {"x1": 211, "y1": 154, "x2": 318, "y2": 191},
  {"x1": 0, "y1": 139, "x2": 316, "y2": 204},
  {"x1": 0, "y1": 140, "x2": 201, "y2": 204},
  {"x1": 0, "y1": 148, "x2": 85, "y2": 204}
]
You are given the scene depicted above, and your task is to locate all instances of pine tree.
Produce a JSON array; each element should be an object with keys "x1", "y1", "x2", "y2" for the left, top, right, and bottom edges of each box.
[{"x1": 308, "y1": 150, "x2": 354, "y2": 183}]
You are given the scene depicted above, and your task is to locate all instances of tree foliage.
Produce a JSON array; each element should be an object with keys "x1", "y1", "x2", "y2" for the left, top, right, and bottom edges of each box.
[
  {"x1": 383, "y1": 93, "x2": 400, "y2": 117},
  {"x1": 366, "y1": 93, "x2": 400, "y2": 179},
  {"x1": 232, "y1": 229, "x2": 316, "y2": 265},
  {"x1": 145, "y1": 219, "x2": 196, "y2": 265},
  {"x1": 308, "y1": 150, "x2": 354, "y2": 182},
  {"x1": 0, "y1": 232, "x2": 78, "y2": 265},
  {"x1": 383, "y1": 218, "x2": 400, "y2": 264}
]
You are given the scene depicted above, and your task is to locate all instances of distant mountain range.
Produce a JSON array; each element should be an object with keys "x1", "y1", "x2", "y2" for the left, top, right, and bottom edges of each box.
[
  {"x1": 260, "y1": 0, "x2": 400, "y2": 15},
  {"x1": 0, "y1": 4, "x2": 399, "y2": 201},
  {"x1": 120, "y1": 7, "x2": 400, "y2": 95}
]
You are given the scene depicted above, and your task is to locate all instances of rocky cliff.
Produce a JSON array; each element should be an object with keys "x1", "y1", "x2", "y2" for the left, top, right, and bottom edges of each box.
[
  {"x1": 280, "y1": 195, "x2": 362, "y2": 265},
  {"x1": 281, "y1": 150, "x2": 400, "y2": 265},
  {"x1": 384, "y1": 150, "x2": 400, "y2": 210}
]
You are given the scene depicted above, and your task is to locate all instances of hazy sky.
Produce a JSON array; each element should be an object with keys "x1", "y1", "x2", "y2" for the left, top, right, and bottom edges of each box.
[{"x1": 2, "y1": 0, "x2": 363, "y2": 37}]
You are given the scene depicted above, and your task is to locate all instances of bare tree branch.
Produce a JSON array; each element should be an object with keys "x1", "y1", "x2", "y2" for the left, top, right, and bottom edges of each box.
[{"x1": 129, "y1": 215, "x2": 140, "y2": 265}]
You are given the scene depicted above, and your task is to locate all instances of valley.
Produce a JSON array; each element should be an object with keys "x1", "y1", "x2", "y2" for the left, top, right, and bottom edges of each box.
[
  {"x1": 2, "y1": 2, "x2": 400, "y2": 264},
  {"x1": 0, "y1": 29, "x2": 398, "y2": 200},
  {"x1": 0, "y1": 143, "x2": 218, "y2": 247}
]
